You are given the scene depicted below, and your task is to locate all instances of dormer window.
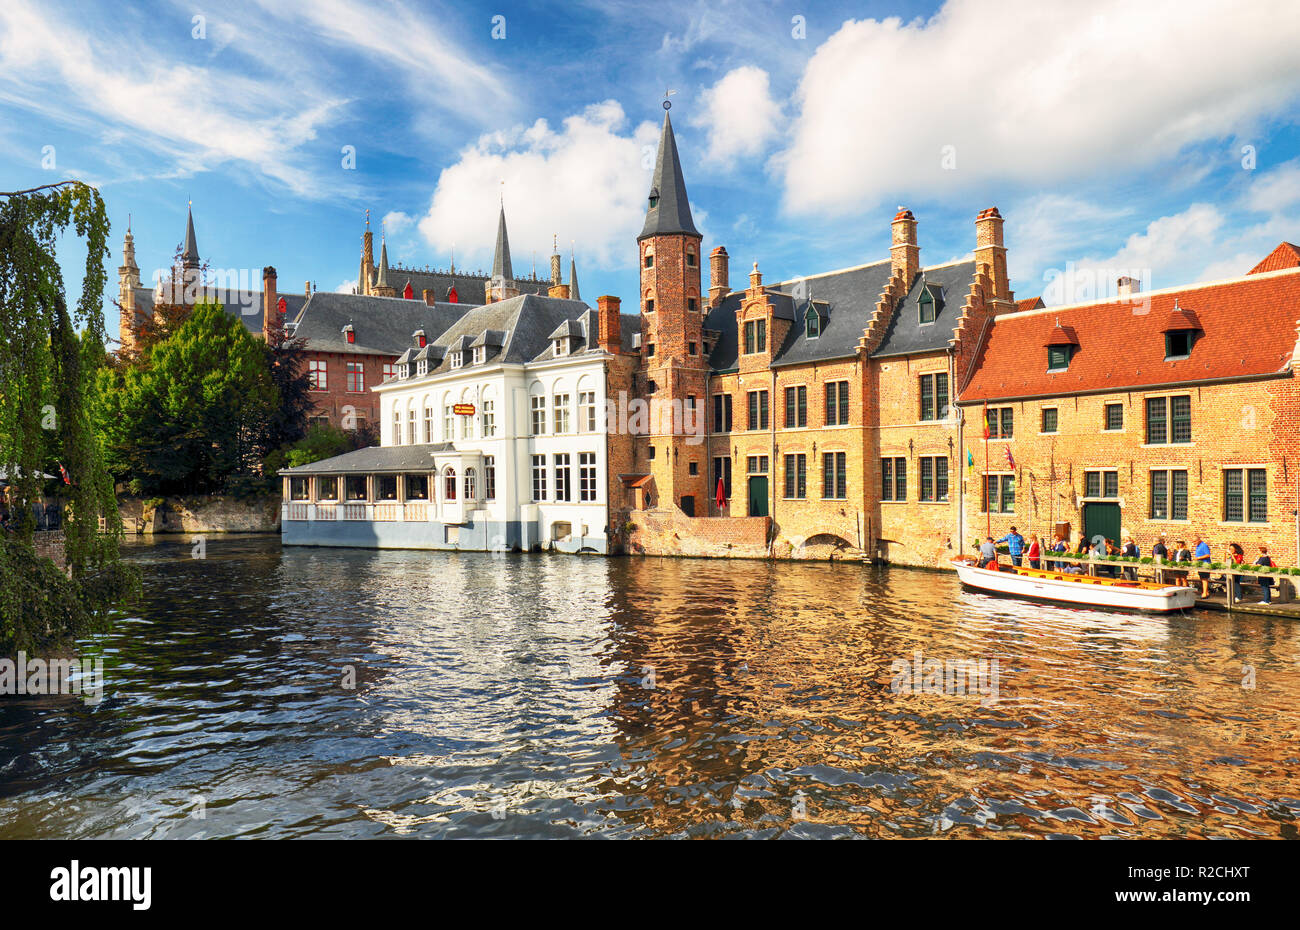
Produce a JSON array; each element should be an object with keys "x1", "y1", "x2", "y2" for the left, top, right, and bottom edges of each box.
[
  {"x1": 1044, "y1": 322, "x2": 1079, "y2": 372},
  {"x1": 805, "y1": 307, "x2": 821, "y2": 339},
  {"x1": 1165, "y1": 330, "x2": 1193, "y2": 359},
  {"x1": 413, "y1": 330, "x2": 427, "y2": 348},
  {"x1": 473, "y1": 346, "x2": 486, "y2": 364},
  {"x1": 648, "y1": 187, "x2": 659, "y2": 209},
  {"x1": 449, "y1": 351, "x2": 463, "y2": 369},
  {"x1": 553, "y1": 338, "x2": 569, "y2": 357},
  {"x1": 1162, "y1": 300, "x2": 1202, "y2": 360},
  {"x1": 417, "y1": 360, "x2": 428, "y2": 377},
  {"x1": 398, "y1": 364, "x2": 410, "y2": 379},
  {"x1": 342, "y1": 323, "x2": 355, "y2": 344},
  {"x1": 1047, "y1": 345, "x2": 1072, "y2": 371}
]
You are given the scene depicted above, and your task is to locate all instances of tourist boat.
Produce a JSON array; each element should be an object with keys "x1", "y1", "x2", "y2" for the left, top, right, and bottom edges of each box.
[{"x1": 950, "y1": 557, "x2": 1199, "y2": 612}]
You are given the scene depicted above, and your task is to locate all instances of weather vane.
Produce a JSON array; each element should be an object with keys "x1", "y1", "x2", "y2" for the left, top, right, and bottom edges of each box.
[{"x1": 663, "y1": 88, "x2": 676, "y2": 110}]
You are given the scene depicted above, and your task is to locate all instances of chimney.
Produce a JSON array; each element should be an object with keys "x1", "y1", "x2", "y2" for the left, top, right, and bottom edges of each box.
[
  {"x1": 261, "y1": 266, "x2": 278, "y2": 341},
  {"x1": 596, "y1": 295, "x2": 622, "y2": 354},
  {"x1": 305, "y1": 280, "x2": 311, "y2": 298},
  {"x1": 548, "y1": 283, "x2": 571, "y2": 299},
  {"x1": 890, "y1": 209, "x2": 919, "y2": 284},
  {"x1": 974, "y1": 207, "x2": 1011, "y2": 303},
  {"x1": 748, "y1": 261, "x2": 762, "y2": 291},
  {"x1": 709, "y1": 246, "x2": 729, "y2": 306},
  {"x1": 422, "y1": 288, "x2": 436, "y2": 306},
  {"x1": 1116, "y1": 276, "x2": 1140, "y2": 297}
]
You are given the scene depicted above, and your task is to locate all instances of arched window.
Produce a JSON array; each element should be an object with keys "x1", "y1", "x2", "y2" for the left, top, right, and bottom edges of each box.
[
  {"x1": 465, "y1": 467, "x2": 477, "y2": 501},
  {"x1": 393, "y1": 409, "x2": 402, "y2": 445},
  {"x1": 444, "y1": 467, "x2": 457, "y2": 501}
]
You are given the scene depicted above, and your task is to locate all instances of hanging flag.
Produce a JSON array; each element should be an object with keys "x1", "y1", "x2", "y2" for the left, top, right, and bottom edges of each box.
[
  {"x1": 982, "y1": 402, "x2": 990, "y2": 440},
  {"x1": 716, "y1": 475, "x2": 726, "y2": 508},
  {"x1": 967, "y1": 449, "x2": 974, "y2": 474},
  {"x1": 1004, "y1": 446, "x2": 1016, "y2": 471},
  {"x1": 59, "y1": 463, "x2": 71, "y2": 486}
]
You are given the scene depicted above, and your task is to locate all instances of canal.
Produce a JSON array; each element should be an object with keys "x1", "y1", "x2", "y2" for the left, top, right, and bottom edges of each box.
[{"x1": 2, "y1": 535, "x2": 1298, "y2": 838}]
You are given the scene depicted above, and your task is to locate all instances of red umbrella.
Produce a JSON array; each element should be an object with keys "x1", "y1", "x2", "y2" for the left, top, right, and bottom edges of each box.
[{"x1": 715, "y1": 475, "x2": 726, "y2": 509}]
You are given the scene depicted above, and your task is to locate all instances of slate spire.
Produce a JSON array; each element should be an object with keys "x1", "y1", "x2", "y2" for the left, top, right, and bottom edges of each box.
[
  {"x1": 569, "y1": 248, "x2": 580, "y2": 302},
  {"x1": 639, "y1": 111, "x2": 699, "y2": 240},
  {"x1": 376, "y1": 235, "x2": 390, "y2": 288},
  {"x1": 492, "y1": 203, "x2": 513, "y2": 282},
  {"x1": 182, "y1": 203, "x2": 200, "y2": 267}
]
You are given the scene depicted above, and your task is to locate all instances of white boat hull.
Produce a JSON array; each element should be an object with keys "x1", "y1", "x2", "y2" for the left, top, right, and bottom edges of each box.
[{"x1": 951, "y1": 560, "x2": 1199, "y2": 612}]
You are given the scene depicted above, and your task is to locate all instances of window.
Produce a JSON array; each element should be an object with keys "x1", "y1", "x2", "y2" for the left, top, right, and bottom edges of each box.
[
  {"x1": 552, "y1": 339, "x2": 567, "y2": 357},
  {"x1": 473, "y1": 346, "x2": 486, "y2": 364},
  {"x1": 919, "y1": 289, "x2": 936, "y2": 324},
  {"x1": 984, "y1": 474, "x2": 1015, "y2": 513},
  {"x1": 881, "y1": 456, "x2": 906, "y2": 501},
  {"x1": 646, "y1": 344, "x2": 656, "y2": 358},
  {"x1": 744, "y1": 319, "x2": 766, "y2": 354},
  {"x1": 1047, "y1": 345, "x2": 1072, "y2": 371},
  {"x1": 382, "y1": 363, "x2": 397, "y2": 381},
  {"x1": 317, "y1": 476, "x2": 338, "y2": 500},
  {"x1": 578, "y1": 392, "x2": 597, "y2": 432},
  {"x1": 686, "y1": 251, "x2": 697, "y2": 267},
  {"x1": 463, "y1": 404, "x2": 475, "y2": 440},
  {"x1": 645, "y1": 298, "x2": 655, "y2": 313},
  {"x1": 376, "y1": 476, "x2": 397, "y2": 500},
  {"x1": 289, "y1": 477, "x2": 310, "y2": 501},
  {"x1": 407, "y1": 408, "x2": 416, "y2": 445},
  {"x1": 1165, "y1": 330, "x2": 1192, "y2": 359},
  {"x1": 553, "y1": 394, "x2": 571, "y2": 434},
  {"x1": 406, "y1": 475, "x2": 428, "y2": 500},
  {"x1": 1224, "y1": 468, "x2": 1267, "y2": 523},
  {"x1": 308, "y1": 360, "x2": 327, "y2": 391},
  {"x1": 823, "y1": 452, "x2": 848, "y2": 500},
  {"x1": 806, "y1": 309, "x2": 821, "y2": 338},
  {"x1": 1104, "y1": 403, "x2": 1123, "y2": 431},
  {"x1": 713, "y1": 394, "x2": 732, "y2": 433},
  {"x1": 712, "y1": 456, "x2": 732, "y2": 500},
  {"x1": 531, "y1": 394, "x2": 546, "y2": 435},
  {"x1": 783, "y1": 453, "x2": 807, "y2": 499},
  {"x1": 644, "y1": 253, "x2": 654, "y2": 268},
  {"x1": 464, "y1": 467, "x2": 476, "y2": 501},
  {"x1": 417, "y1": 360, "x2": 428, "y2": 377},
  {"x1": 825, "y1": 381, "x2": 850, "y2": 425},
  {"x1": 554, "y1": 453, "x2": 571, "y2": 502},
  {"x1": 393, "y1": 409, "x2": 402, "y2": 446},
  {"x1": 531, "y1": 455, "x2": 547, "y2": 501},
  {"x1": 1084, "y1": 470, "x2": 1118, "y2": 498},
  {"x1": 443, "y1": 468, "x2": 457, "y2": 501},
  {"x1": 919, "y1": 456, "x2": 949, "y2": 502},
  {"x1": 688, "y1": 341, "x2": 698, "y2": 356},
  {"x1": 482, "y1": 399, "x2": 496, "y2": 437},
  {"x1": 579, "y1": 452, "x2": 598, "y2": 502},
  {"x1": 688, "y1": 461, "x2": 698, "y2": 475},
  {"x1": 444, "y1": 404, "x2": 454, "y2": 441},
  {"x1": 1150, "y1": 469, "x2": 1188, "y2": 520},
  {"x1": 919, "y1": 373, "x2": 949, "y2": 422},
  {"x1": 784, "y1": 385, "x2": 807, "y2": 428},
  {"x1": 1146, "y1": 395, "x2": 1191, "y2": 444},
  {"x1": 986, "y1": 406, "x2": 1013, "y2": 439},
  {"x1": 747, "y1": 390, "x2": 769, "y2": 430},
  {"x1": 345, "y1": 475, "x2": 367, "y2": 501},
  {"x1": 397, "y1": 364, "x2": 409, "y2": 380},
  {"x1": 484, "y1": 456, "x2": 496, "y2": 500},
  {"x1": 746, "y1": 455, "x2": 769, "y2": 474},
  {"x1": 424, "y1": 407, "x2": 435, "y2": 443},
  {"x1": 449, "y1": 351, "x2": 463, "y2": 369},
  {"x1": 688, "y1": 298, "x2": 699, "y2": 313},
  {"x1": 1041, "y1": 407, "x2": 1058, "y2": 433}
]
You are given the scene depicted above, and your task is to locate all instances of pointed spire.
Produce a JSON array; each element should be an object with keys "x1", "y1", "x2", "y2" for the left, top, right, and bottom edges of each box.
[
  {"x1": 182, "y1": 201, "x2": 199, "y2": 267},
  {"x1": 377, "y1": 234, "x2": 390, "y2": 288},
  {"x1": 492, "y1": 203, "x2": 513, "y2": 282},
  {"x1": 569, "y1": 244, "x2": 580, "y2": 302},
  {"x1": 639, "y1": 110, "x2": 699, "y2": 240}
]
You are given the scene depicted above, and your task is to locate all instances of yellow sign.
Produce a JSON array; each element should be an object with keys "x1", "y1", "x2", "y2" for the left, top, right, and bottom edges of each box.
[{"x1": 453, "y1": 403, "x2": 475, "y2": 416}]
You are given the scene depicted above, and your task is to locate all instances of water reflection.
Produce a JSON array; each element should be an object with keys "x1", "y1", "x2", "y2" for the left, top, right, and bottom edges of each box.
[{"x1": 1, "y1": 536, "x2": 1297, "y2": 838}]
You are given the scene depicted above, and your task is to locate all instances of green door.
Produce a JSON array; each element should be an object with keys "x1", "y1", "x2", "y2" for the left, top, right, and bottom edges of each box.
[
  {"x1": 1083, "y1": 502, "x2": 1121, "y2": 549},
  {"x1": 747, "y1": 476, "x2": 769, "y2": 517}
]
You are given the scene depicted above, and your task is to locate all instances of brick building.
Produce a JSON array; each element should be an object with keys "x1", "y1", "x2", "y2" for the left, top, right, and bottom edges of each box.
[{"x1": 958, "y1": 249, "x2": 1300, "y2": 567}]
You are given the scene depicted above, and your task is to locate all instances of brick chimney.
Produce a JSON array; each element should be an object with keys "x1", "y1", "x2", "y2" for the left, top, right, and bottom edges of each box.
[
  {"x1": 748, "y1": 261, "x2": 762, "y2": 292},
  {"x1": 890, "y1": 209, "x2": 919, "y2": 284},
  {"x1": 261, "y1": 266, "x2": 278, "y2": 341},
  {"x1": 304, "y1": 280, "x2": 311, "y2": 298},
  {"x1": 1116, "y1": 276, "x2": 1139, "y2": 297},
  {"x1": 974, "y1": 207, "x2": 1012, "y2": 303},
  {"x1": 548, "y1": 283, "x2": 571, "y2": 299},
  {"x1": 709, "y1": 246, "x2": 729, "y2": 306},
  {"x1": 422, "y1": 288, "x2": 436, "y2": 306},
  {"x1": 597, "y1": 295, "x2": 622, "y2": 353}
]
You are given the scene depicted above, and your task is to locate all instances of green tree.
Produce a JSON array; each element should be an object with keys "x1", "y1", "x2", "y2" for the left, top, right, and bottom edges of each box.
[
  {"x1": 0, "y1": 181, "x2": 138, "y2": 655},
  {"x1": 94, "y1": 301, "x2": 280, "y2": 495}
]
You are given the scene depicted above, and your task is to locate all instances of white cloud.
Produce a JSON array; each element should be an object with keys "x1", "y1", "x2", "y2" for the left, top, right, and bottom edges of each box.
[
  {"x1": 416, "y1": 101, "x2": 662, "y2": 272},
  {"x1": 1244, "y1": 159, "x2": 1300, "y2": 214},
  {"x1": 777, "y1": 0, "x2": 1300, "y2": 216},
  {"x1": 335, "y1": 278, "x2": 358, "y2": 294},
  {"x1": 382, "y1": 211, "x2": 415, "y2": 236},
  {"x1": 691, "y1": 66, "x2": 782, "y2": 165}
]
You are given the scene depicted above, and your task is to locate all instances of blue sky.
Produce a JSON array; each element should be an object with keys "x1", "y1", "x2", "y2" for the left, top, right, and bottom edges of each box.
[{"x1": 2, "y1": 0, "x2": 1299, "y2": 339}]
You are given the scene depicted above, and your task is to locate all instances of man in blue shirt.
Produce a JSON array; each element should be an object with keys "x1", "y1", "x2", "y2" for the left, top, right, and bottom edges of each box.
[
  {"x1": 996, "y1": 526, "x2": 1026, "y2": 566},
  {"x1": 1193, "y1": 536, "x2": 1212, "y2": 596}
]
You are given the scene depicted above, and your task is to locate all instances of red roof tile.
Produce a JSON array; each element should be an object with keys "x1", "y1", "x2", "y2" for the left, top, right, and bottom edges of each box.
[
  {"x1": 961, "y1": 268, "x2": 1300, "y2": 402},
  {"x1": 1248, "y1": 242, "x2": 1300, "y2": 275},
  {"x1": 1044, "y1": 323, "x2": 1079, "y2": 346},
  {"x1": 1016, "y1": 296, "x2": 1045, "y2": 312}
]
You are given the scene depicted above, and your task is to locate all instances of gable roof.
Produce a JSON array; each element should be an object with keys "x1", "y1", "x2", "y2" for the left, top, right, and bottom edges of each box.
[
  {"x1": 871, "y1": 259, "x2": 977, "y2": 358},
  {"x1": 290, "y1": 291, "x2": 474, "y2": 357},
  {"x1": 960, "y1": 267, "x2": 1300, "y2": 402},
  {"x1": 1248, "y1": 241, "x2": 1300, "y2": 275}
]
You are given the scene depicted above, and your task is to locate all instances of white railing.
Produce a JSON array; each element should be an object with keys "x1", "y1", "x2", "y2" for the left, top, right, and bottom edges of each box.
[
  {"x1": 404, "y1": 502, "x2": 429, "y2": 521},
  {"x1": 287, "y1": 502, "x2": 309, "y2": 521},
  {"x1": 344, "y1": 503, "x2": 369, "y2": 520},
  {"x1": 374, "y1": 502, "x2": 402, "y2": 521},
  {"x1": 316, "y1": 504, "x2": 338, "y2": 521}
]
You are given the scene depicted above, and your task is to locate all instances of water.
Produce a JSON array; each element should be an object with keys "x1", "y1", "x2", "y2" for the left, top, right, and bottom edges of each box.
[{"x1": 2, "y1": 535, "x2": 1298, "y2": 839}]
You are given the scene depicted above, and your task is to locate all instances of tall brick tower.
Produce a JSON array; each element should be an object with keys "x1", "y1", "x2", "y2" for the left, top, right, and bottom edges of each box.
[
  {"x1": 117, "y1": 217, "x2": 142, "y2": 352},
  {"x1": 638, "y1": 106, "x2": 708, "y2": 515}
]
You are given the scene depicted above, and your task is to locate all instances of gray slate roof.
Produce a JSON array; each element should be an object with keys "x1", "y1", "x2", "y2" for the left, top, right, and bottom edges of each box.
[
  {"x1": 369, "y1": 266, "x2": 549, "y2": 302},
  {"x1": 182, "y1": 207, "x2": 199, "y2": 265},
  {"x1": 129, "y1": 286, "x2": 306, "y2": 336},
  {"x1": 281, "y1": 444, "x2": 455, "y2": 474},
  {"x1": 871, "y1": 260, "x2": 975, "y2": 358},
  {"x1": 639, "y1": 112, "x2": 700, "y2": 240},
  {"x1": 290, "y1": 291, "x2": 475, "y2": 357}
]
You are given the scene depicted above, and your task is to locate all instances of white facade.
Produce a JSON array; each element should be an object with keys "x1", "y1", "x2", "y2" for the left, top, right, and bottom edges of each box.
[{"x1": 374, "y1": 345, "x2": 613, "y2": 552}]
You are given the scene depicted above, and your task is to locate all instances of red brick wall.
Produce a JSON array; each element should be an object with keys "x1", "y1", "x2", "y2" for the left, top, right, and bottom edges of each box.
[{"x1": 304, "y1": 350, "x2": 393, "y2": 431}]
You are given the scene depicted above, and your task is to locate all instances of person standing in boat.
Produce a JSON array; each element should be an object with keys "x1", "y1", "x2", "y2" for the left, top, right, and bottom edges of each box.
[
  {"x1": 1255, "y1": 545, "x2": 1275, "y2": 604},
  {"x1": 1122, "y1": 536, "x2": 1140, "y2": 580},
  {"x1": 1026, "y1": 534, "x2": 1041, "y2": 569},
  {"x1": 977, "y1": 536, "x2": 998, "y2": 569},
  {"x1": 997, "y1": 527, "x2": 1025, "y2": 566}
]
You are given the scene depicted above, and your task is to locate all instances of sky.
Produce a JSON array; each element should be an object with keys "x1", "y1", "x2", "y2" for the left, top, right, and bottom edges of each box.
[{"x1": 2, "y1": 0, "x2": 1299, "y2": 340}]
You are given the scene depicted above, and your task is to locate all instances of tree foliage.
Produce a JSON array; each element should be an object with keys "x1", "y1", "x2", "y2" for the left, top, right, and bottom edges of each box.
[{"x1": 0, "y1": 181, "x2": 139, "y2": 655}]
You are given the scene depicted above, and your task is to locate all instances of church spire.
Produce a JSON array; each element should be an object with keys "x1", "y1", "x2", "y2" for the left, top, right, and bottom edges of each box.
[
  {"x1": 491, "y1": 202, "x2": 513, "y2": 283},
  {"x1": 372, "y1": 229, "x2": 396, "y2": 297},
  {"x1": 569, "y1": 244, "x2": 580, "y2": 302},
  {"x1": 639, "y1": 110, "x2": 699, "y2": 240},
  {"x1": 182, "y1": 202, "x2": 200, "y2": 267}
]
